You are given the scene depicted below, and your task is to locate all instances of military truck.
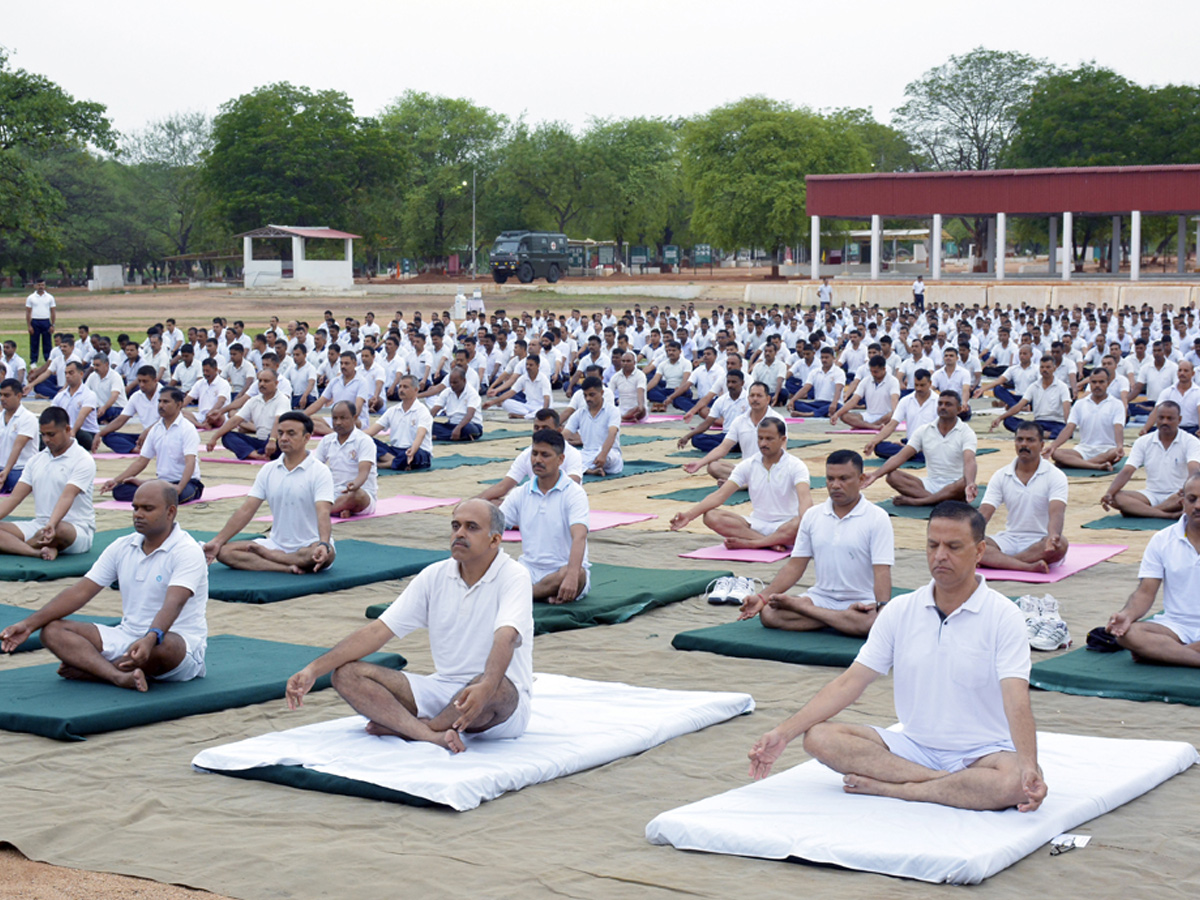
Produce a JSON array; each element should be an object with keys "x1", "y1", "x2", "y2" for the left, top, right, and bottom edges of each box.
[{"x1": 489, "y1": 230, "x2": 568, "y2": 284}]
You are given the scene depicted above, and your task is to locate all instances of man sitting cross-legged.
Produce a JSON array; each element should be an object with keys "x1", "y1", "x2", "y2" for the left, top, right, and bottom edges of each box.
[
  {"x1": 1044, "y1": 368, "x2": 1126, "y2": 472},
  {"x1": 364, "y1": 375, "x2": 433, "y2": 471},
  {"x1": 284, "y1": 499, "x2": 532, "y2": 753},
  {"x1": 979, "y1": 422, "x2": 1069, "y2": 573},
  {"x1": 669, "y1": 417, "x2": 812, "y2": 553},
  {"x1": 563, "y1": 376, "x2": 623, "y2": 477},
  {"x1": 683, "y1": 381, "x2": 784, "y2": 484},
  {"x1": 313, "y1": 400, "x2": 378, "y2": 519},
  {"x1": 475, "y1": 409, "x2": 583, "y2": 504},
  {"x1": 100, "y1": 387, "x2": 204, "y2": 504},
  {"x1": 861, "y1": 390, "x2": 978, "y2": 507},
  {"x1": 1106, "y1": 474, "x2": 1200, "y2": 666},
  {"x1": 738, "y1": 450, "x2": 893, "y2": 636},
  {"x1": 203, "y1": 411, "x2": 336, "y2": 574},
  {"x1": 0, "y1": 481, "x2": 208, "y2": 692},
  {"x1": 1101, "y1": 400, "x2": 1200, "y2": 519},
  {"x1": 499, "y1": 429, "x2": 589, "y2": 603},
  {"x1": 747, "y1": 501, "x2": 1047, "y2": 814}
]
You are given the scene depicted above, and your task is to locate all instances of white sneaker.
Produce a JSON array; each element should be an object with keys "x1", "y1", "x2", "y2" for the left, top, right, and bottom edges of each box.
[
  {"x1": 1016, "y1": 594, "x2": 1041, "y2": 616},
  {"x1": 1038, "y1": 594, "x2": 1060, "y2": 617},
  {"x1": 724, "y1": 576, "x2": 764, "y2": 607},
  {"x1": 1029, "y1": 617, "x2": 1072, "y2": 651},
  {"x1": 705, "y1": 575, "x2": 737, "y2": 605}
]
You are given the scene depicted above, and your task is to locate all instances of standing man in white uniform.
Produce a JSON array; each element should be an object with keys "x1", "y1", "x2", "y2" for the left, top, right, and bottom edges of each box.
[{"x1": 25, "y1": 279, "x2": 55, "y2": 365}]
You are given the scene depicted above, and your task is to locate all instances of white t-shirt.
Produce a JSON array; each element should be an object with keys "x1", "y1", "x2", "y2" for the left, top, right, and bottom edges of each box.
[
  {"x1": 892, "y1": 391, "x2": 938, "y2": 432},
  {"x1": 932, "y1": 366, "x2": 972, "y2": 398},
  {"x1": 188, "y1": 376, "x2": 232, "y2": 417},
  {"x1": 709, "y1": 391, "x2": 749, "y2": 426},
  {"x1": 314, "y1": 429, "x2": 378, "y2": 500},
  {"x1": 52, "y1": 384, "x2": 100, "y2": 434},
  {"x1": 728, "y1": 452, "x2": 810, "y2": 523},
  {"x1": 375, "y1": 401, "x2": 433, "y2": 455},
  {"x1": 247, "y1": 454, "x2": 335, "y2": 552},
  {"x1": 725, "y1": 408, "x2": 786, "y2": 456},
  {"x1": 511, "y1": 372, "x2": 553, "y2": 408},
  {"x1": 505, "y1": 443, "x2": 584, "y2": 484},
  {"x1": 852, "y1": 373, "x2": 901, "y2": 423},
  {"x1": 981, "y1": 458, "x2": 1069, "y2": 547},
  {"x1": 1156, "y1": 384, "x2": 1200, "y2": 430},
  {"x1": 1000, "y1": 362, "x2": 1039, "y2": 396},
  {"x1": 906, "y1": 419, "x2": 977, "y2": 492},
  {"x1": 239, "y1": 392, "x2": 292, "y2": 440},
  {"x1": 86, "y1": 369, "x2": 125, "y2": 408},
  {"x1": 656, "y1": 357, "x2": 692, "y2": 391},
  {"x1": 18, "y1": 441, "x2": 96, "y2": 533},
  {"x1": 1125, "y1": 431, "x2": 1200, "y2": 496},
  {"x1": 1020, "y1": 379, "x2": 1071, "y2": 423},
  {"x1": 566, "y1": 404, "x2": 622, "y2": 459},
  {"x1": 792, "y1": 496, "x2": 894, "y2": 607},
  {"x1": 139, "y1": 416, "x2": 201, "y2": 484},
  {"x1": 124, "y1": 386, "x2": 163, "y2": 430},
  {"x1": 285, "y1": 361, "x2": 318, "y2": 399},
  {"x1": 609, "y1": 369, "x2": 647, "y2": 414},
  {"x1": 25, "y1": 291, "x2": 55, "y2": 320},
  {"x1": 436, "y1": 384, "x2": 482, "y2": 426},
  {"x1": 1067, "y1": 395, "x2": 1124, "y2": 451},
  {"x1": 1140, "y1": 519, "x2": 1200, "y2": 635},
  {"x1": 500, "y1": 472, "x2": 590, "y2": 576},
  {"x1": 321, "y1": 374, "x2": 371, "y2": 428},
  {"x1": 0, "y1": 405, "x2": 39, "y2": 471},
  {"x1": 804, "y1": 365, "x2": 847, "y2": 403}
]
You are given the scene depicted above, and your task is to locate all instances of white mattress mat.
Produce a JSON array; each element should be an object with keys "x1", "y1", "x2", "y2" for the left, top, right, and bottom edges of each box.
[
  {"x1": 645, "y1": 730, "x2": 1197, "y2": 883},
  {"x1": 193, "y1": 672, "x2": 754, "y2": 811}
]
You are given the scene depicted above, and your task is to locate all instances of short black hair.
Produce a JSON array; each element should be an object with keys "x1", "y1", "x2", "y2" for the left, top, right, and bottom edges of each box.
[
  {"x1": 757, "y1": 417, "x2": 787, "y2": 437},
  {"x1": 531, "y1": 428, "x2": 565, "y2": 454},
  {"x1": 581, "y1": 375, "x2": 603, "y2": 392},
  {"x1": 929, "y1": 500, "x2": 986, "y2": 543},
  {"x1": 826, "y1": 449, "x2": 863, "y2": 473},
  {"x1": 38, "y1": 407, "x2": 70, "y2": 428},
  {"x1": 279, "y1": 411, "x2": 314, "y2": 434}
]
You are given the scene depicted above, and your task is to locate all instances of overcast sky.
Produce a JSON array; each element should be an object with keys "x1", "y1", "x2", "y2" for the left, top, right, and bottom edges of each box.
[{"x1": 6, "y1": 0, "x2": 1195, "y2": 140}]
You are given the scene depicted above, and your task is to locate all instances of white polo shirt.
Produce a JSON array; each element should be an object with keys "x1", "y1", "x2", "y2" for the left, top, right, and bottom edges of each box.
[
  {"x1": 1125, "y1": 431, "x2": 1200, "y2": 496},
  {"x1": 656, "y1": 357, "x2": 692, "y2": 391},
  {"x1": 907, "y1": 419, "x2": 978, "y2": 492},
  {"x1": 852, "y1": 373, "x2": 901, "y2": 422},
  {"x1": 19, "y1": 441, "x2": 96, "y2": 533},
  {"x1": 221, "y1": 359, "x2": 257, "y2": 394},
  {"x1": 511, "y1": 372, "x2": 552, "y2": 408},
  {"x1": 379, "y1": 551, "x2": 533, "y2": 696},
  {"x1": 981, "y1": 458, "x2": 1069, "y2": 546},
  {"x1": 436, "y1": 383, "x2": 482, "y2": 427},
  {"x1": 124, "y1": 386, "x2": 162, "y2": 429},
  {"x1": 1139, "y1": 518, "x2": 1200, "y2": 634},
  {"x1": 932, "y1": 366, "x2": 972, "y2": 398},
  {"x1": 86, "y1": 369, "x2": 124, "y2": 408},
  {"x1": 139, "y1": 416, "x2": 201, "y2": 484},
  {"x1": 690, "y1": 364, "x2": 727, "y2": 400},
  {"x1": 247, "y1": 453, "x2": 335, "y2": 552},
  {"x1": 892, "y1": 391, "x2": 938, "y2": 432},
  {"x1": 84, "y1": 524, "x2": 208, "y2": 651},
  {"x1": 239, "y1": 392, "x2": 292, "y2": 440},
  {"x1": 52, "y1": 384, "x2": 100, "y2": 434},
  {"x1": 321, "y1": 374, "x2": 371, "y2": 428},
  {"x1": 1156, "y1": 383, "x2": 1200, "y2": 430},
  {"x1": 25, "y1": 290, "x2": 55, "y2": 321},
  {"x1": 725, "y1": 408, "x2": 786, "y2": 456},
  {"x1": 803, "y1": 365, "x2": 846, "y2": 402},
  {"x1": 855, "y1": 578, "x2": 1029, "y2": 753},
  {"x1": 2, "y1": 352, "x2": 27, "y2": 384},
  {"x1": 1138, "y1": 360, "x2": 1178, "y2": 399},
  {"x1": 566, "y1": 404, "x2": 622, "y2": 459},
  {"x1": 792, "y1": 496, "x2": 895, "y2": 607},
  {"x1": 500, "y1": 471, "x2": 590, "y2": 576},
  {"x1": 375, "y1": 401, "x2": 433, "y2": 454},
  {"x1": 1000, "y1": 362, "x2": 1040, "y2": 396},
  {"x1": 1067, "y1": 395, "x2": 1125, "y2": 450},
  {"x1": 188, "y1": 375, "x2": 232, "y2": 417},
  {"x1": 0, "y1": 405, "x2": 39, "y2": 470},
  {"x1": 284, "y1": 361, "x2": 317, "y2": 399},
  {"x1": 709, "y1": 391, "x2": 749, "y2": 426},
  {"x1": 505, "y1": 443, "x2": 583, "y2": 484},
  {"x1": 728, "y1": 451, "x2": 810, "y2": 523},
  {"x1": 609, "y1": 369, "x2": 647, "y2": 414},
  {"x1": 314, "y1": 428, "x2": 378, "y2": 499},
  {"x1": 1020, "y1": 378, "x2": 1071, "y2": 422}
]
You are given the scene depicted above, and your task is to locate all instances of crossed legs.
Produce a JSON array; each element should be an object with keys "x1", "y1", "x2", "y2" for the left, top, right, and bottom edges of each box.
[{"x1": 39, "y1": 620, "x2": 186, "y2": 692}]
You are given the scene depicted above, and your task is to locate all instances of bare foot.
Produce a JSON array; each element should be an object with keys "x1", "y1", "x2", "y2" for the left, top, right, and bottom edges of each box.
[
  {"x1": 723, "y1": 536, "x2": 761, "y2": 550},
  {"x1": 40, "y1": 546, "x2": 59, "y2": 561},
  {"x1": 435, "y1": 729, "x2": 466, "y2": 754},
  {"x1": 842, "y1": 773, "x2": 891, "y2": 796},
  {"x1": 891, "y1": 495, "x2": 920, "y2": 507},
  {"x1": 337, "y1": 509, "x2": 353, "y2": 519},
  {"x1": 586, "y1": 468, "x2": 605, "y2": 477},
  {"x1": 365, "y1": 720, "x2": 404, "y2": 738},
  {"x1": 111, "y1": 669, "x2": 148, "y2": 691},
  {"x1": 57, "y1": 663, "x2": 96, "y2": 681}
]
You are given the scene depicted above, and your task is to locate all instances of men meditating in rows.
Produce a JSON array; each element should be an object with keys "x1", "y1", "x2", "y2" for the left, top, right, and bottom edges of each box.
[
  {"x1": 0, "y1": 481, "x2": 208, "y2": 692},
  {"x1": 669, "y1": 417, "x2": 811, "y2": 555},
  {"x1": 100, "y1": 387, "x2": 205, "y2": 504},
  {"x1": 684, "y1": 381, "x2": 784, "y2": 483},
  {"x1": 286, "y1": 499, "x2": 532, "y2": 753},
  {"x1": 749, "y1": 501, "x2": 1046, "y2": 814}
]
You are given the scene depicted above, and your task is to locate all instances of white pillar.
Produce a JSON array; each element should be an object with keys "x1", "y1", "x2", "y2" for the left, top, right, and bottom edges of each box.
[
  {"x1": 870, "y1": 214, "x2": 881, "y2": 281},
  {"x1": 932, "y1": 214, "x2": 943, "y2": 279},
  {"x1": 1111, "y1": 216, "x2": 1121, "y2": 275},
  {"x1": 1062, "y1": 212, "x2": 1073, "y2": 281},
  {"x1": 1048, "y1": 216, "x2": 1057, "y2": 274},
  {"x1": 1178, "y1": 216, "x2": 1187, "y2": 274},
  {"x1": 242, "y1": 236, "x2": 253, "y2": 272},
  {"x1": 811, "y1": 215, "x2": 820, "y2": 280},
  {"x1": 1131, "y1": 210, "x2": 1141, "y2": 281},
  {"x1": 995, "y1": 212, "x2": 1006, "y2": 280},
  {"x1": 985, "y1": 217, "x2": 995, "y2": 274}
]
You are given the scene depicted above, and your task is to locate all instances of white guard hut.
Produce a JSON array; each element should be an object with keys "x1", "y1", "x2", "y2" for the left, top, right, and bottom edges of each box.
[{"x1": 239, "y1": 225, "x2": 361, "y2": 290}]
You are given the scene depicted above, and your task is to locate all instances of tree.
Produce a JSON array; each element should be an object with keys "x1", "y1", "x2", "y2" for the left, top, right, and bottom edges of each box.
[
  {"x1": 893, "y1": 47, "x2": 1049, "y2": 172},
  {"x1": 380, "y1": 91, "x2": 504, "y2": 264},
  {"x1": 493, "y1": 121, "x2": 592, "y2": 234},
  {"x1": 679, "y1": 97, "x2": 870, "y2": 264},
  {"x1": 205, "y1": 83, "x2": 393, "y2": 235},
  {"x1": 0, "y1": 51, "x2": 115, "y2": 277},
  {"x1": 584, "y1": 117, "x2": 679, "y2": 255},
  {"x1": 829, "y1": 108, "x2": 920, "y2": 172}
]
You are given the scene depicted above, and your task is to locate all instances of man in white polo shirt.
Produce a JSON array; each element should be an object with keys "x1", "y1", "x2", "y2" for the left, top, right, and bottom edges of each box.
[
  {"x1": 1106, "y1": 474, "x2": 1200, "y2": 665},
  {"x1": 208, "y1": 368, "x2": 291, "y2": 461},
  {"x1": 305, "y1": 351, "x2": 370, "y2": 436},
  {"x1": 610, "y1": 351, "x2": 648, "y2": 423},
  {"x1": 669, "y1": 417, "x2": 812, "y2": 554},
  {"x1": 991, "y1": 354, "x2": 1072, "y2": 440},
  {"x1": 864, "y1": 369, "x2": 939, "y2": 461},
  {"x1": 563, "y1": 376, "x2": 622, "y2": 477},
  {"x1": 679, "y1": 369, "x2": 749, "y2": 454},
  {"x1": 284, "y1": 499, "x2": 532, "y2": 753},
  {"x1": 185, "y1": 358, "x2": 233, "y2": 430},
  {"x1": 365, "y1": 374, "x2": 433, "y2": 470},
  {"x1": 830, "y1": 355, "x2": 901, "y2": 431},
  {"x1": 314, "y1": 401, "x2": 378, "y2": 519},
  {"x1": 1140, "y1": 360, "x2": 1200, "y2": 436},
  {"x1": 1045, "y1": 368, "x2": 1126, "y2": 472},
  {"x1": 0, "y1": 481, "x2": 208, "y2": 691},
  {"x1": 0, "y1": 407, "x2": 95, "y2": 560},
  {"x1": 684, "y1": 382, "x2": 785, "y2": 483},
  {"x1": 0, "y1": 378, "x2": 38, "y2": 493},
  {"x1": 739, "y1": 450, "x2": 894, "y2": 636},
  {"x1": 430, "y1": 368, "x2": 483, "y2": 441},
  {"x1": 748, "y1": 502, "x2": 1046, "y2": 814},
  {"x1": 86, "y1": 353, "x2": 125, "y2": 424},
  {"x1": 1102, "y1": 401, "x2": 1200, "y2": 519},
  {"x1": 25, "y1": 279, "x2": 55, "y2": 365},
  {"x1": 487, "y1": 354, "x2": 552, "y2": 420},
  {"x1": 500, "y1": 429, "x2": 589, "y2": 603},
  {"x1": 99, "y1": 388, "x2": 203, "y2": 504},
  {"x1": 980, "y1": 422, "x2": 1070, "y2": 573},
  {"x1": 51, "y1": 361, "x2": 100, "y2": 452},
  {"x1": 976, "y1": 342, "x2": 1038, "y2": 408},
  {"x1": 98, "y1": 366, "x2": 161, "y2": 454},
  {"x1": 203, "y1": 411, "x2": 335, "y2": 574},
  {"x1": 475, "y1": 410, "x2": 583, "y2": 504},
  {"x1": 862, "y1": 390, "x2": 978, "y2": 506}
]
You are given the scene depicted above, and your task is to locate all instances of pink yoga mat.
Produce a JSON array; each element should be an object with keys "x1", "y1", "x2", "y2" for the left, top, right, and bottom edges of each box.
[
  {"x1": 979, "y1": 543, "x2": 1127, "y2": 583},
  {"x1": 200, "y1": 456, "x2": 264, "y2": 465},
  {"x1": 637, "y1": 414, "x2": 685, "y2": 424},
  {"x1": 826, "y1": 425, "x2": 906, "y2": 435},
  {"x1": 678, "y1": 544, "x2": 792, "y2": 563},
  {"x1": 502, "y1": 510, "x2": 657, "y2": 541},
  {"x1": 254, "y1": 494, "x2": 460, "y2": 524},
  {"x1": 91, "y1": 452, "x2": 138, "y2": 460},
  {"x1": 95, "y1": 483, "x2": 250, "y2": 511}
]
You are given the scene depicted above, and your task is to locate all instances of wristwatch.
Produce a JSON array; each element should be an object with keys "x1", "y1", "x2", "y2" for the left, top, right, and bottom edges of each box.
[{"x1": 147, "y1": 627, "x2": 165, "y2": 645}]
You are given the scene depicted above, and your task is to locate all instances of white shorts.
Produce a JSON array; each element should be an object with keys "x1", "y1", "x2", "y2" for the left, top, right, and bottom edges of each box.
[
  {"x1": 585, "y1": 449, "x2": 623, "y2": 475},
  {"x1": 344, "y1": 495, "x2": 377, "y2": 517},
  {"x1": 1137, "y1": 489, "x2": 1178, "y2": 507},
  {"x1": 404, "y1": 672, "x2": 531, "y2": 740},
  {"x1": 524, "y1": 561, "x2": 591, "y2": 600},
  {"x1": 95, "y1": 623, "x2": 206, "y2": 682},
  {"x1": 990, "y1": 530, "x2": 1043, "y2": 556},
  {"x1": 744, "y1": 513, "x2": 792, "y2": 537},
  {"x1": 1147, "y1": 614, "x2": 1200, "y2": 645},
  {"x1": 802, "y1": 592, "x2": 872, "y2": 612},
  {"x1": 1076, "y1": 443, "x2": 1116, "y2": 459},
  {"x1": 920, "y1": 476, "x2": 957, "y2": 494},
  {"x1": 871, "y1": 726, "x2": 1014, "y2": 774},
  {"x1": 253, "y1": 535, "x2": 336, "y2": 555},
  {"x1": 17, "y1": 520, "x2": 94, "y2": 555}
]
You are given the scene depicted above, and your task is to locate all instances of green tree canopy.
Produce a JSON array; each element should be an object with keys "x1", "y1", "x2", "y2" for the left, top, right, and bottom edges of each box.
[
  {"x1": 584, "y1": 117, "x2": 679, "y2": 252},
  {"x1": 679, "y1": 97, "x2": 870, "y2": 256}
]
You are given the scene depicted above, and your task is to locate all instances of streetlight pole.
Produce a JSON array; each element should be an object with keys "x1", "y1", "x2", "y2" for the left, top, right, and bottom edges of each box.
[{"x1": 471, "y1": 167, "x2": 477, "y2": 280}]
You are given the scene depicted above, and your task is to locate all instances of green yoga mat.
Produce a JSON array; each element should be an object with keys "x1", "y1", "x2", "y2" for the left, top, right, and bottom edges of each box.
[
  {"x1": 456, "y1": 429, "x2": 527, "y2": 443},
  {"x1": 864, "y1": 446, "x2": 999, "y2": 469},
  {"x1": 649, "y1": 477, "x2": 827, "y2": 507},
  {"x1": 214, "y1": 765, "x2": 436, "y2": 808},
  {"x1": 379, "y1": 454, "x2": 502, "y2": 476},
  {"x1": 1082, "y1": 515, "x2": 1172, "y2": 532},
  {"x1": 583, "y1": 459, "x2": 673, "y2": 483},
  {"x1": 0, "y1": 634, "x2": 406, "y2": 741},
  {"x1": 878, "y1": 490, "x2": 984, "y2": 519},
  {"x1": 366, "y1": 563, "x2": 732, "y2": 635},
  {"x1": 673, "y1": 618, "x2": 866, "y2": 667},
  {"x1": 210, "y1": 543, "x2": 448, "y2": 604},
  {"x1": 1030, "y1": 647, "x2": 1200, "y2": 705},
  {"x1": 668, "y1": 439, "x2": 829, "y2": 459},
  {"x1": 1057, "y1": 459, "x2": 1126, "y2": 478},
  {"x1": 0, "y1": 602, "x2": 120, "y2": 653}
]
